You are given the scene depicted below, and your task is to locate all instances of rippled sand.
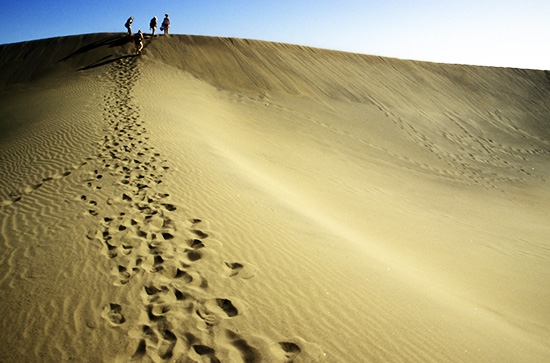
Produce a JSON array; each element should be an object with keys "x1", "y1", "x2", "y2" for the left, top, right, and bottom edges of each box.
[{"x1": 1, "y1": 33, "x2": 549, "y2": 362}]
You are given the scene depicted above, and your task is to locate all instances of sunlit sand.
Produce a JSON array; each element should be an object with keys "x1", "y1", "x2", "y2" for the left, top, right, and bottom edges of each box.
[{"x1": 1, "y1": 33, "x2": 549, "y2": 362}]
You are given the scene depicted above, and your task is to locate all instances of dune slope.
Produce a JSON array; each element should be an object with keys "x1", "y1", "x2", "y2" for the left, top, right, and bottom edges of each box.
[{"x1": 1, "y1": 33, "x2": 549, "y2": 362}]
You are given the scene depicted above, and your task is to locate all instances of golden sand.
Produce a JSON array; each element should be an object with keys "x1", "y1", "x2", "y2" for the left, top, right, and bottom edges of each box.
[{"x1": 1, "y1": 33, "x2": 549, "y2": 362}]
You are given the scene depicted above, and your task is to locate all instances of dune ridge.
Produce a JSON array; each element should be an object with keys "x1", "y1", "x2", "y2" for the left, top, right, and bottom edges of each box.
[{"x1": 1, "y1": 33, "x2": 549, "y2": 362}]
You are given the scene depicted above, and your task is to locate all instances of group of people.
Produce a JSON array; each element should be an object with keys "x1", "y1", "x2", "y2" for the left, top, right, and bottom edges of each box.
[{"x1": 124, "y1": 14, "x2": 171, "y2": 55}]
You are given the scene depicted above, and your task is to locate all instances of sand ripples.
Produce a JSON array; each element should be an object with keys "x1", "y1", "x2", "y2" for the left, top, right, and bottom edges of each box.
[
  {"x1": 2, "y1": 34, "x2": 549, "y2": 362},
  {"x1": 59, "y1": 55, "x2": 320, "y2": 362}
]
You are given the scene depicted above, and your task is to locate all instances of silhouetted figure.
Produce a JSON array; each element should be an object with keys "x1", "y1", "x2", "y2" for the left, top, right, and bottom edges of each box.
[
  {"x1": 150, "y1": 17, "x2": 158, "y2": 37},
  {"x1": 134, "y1": 30, "x2": 144, "y2": 55},
  {"x1": 125, "y1": 17, "x2": 134, "y2": 36},
  {"x1": 161, "y1": 14, "x2": 170, "y2": 35}
]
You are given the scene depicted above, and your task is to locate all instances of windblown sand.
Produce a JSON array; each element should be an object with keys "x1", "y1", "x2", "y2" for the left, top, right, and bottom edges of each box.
[{"x1": 1, "y1": 33, "x2": 549, "y2": 362}]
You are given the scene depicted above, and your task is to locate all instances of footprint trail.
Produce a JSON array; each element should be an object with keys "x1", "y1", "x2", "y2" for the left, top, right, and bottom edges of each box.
[{"x1": 80, "y1": 56, "x2": 316, "y2": 361}]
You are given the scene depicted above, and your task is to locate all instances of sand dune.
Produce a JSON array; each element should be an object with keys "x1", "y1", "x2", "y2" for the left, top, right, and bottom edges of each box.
[{"x1": 1, "y1": 33, "x2": 549, "y2": 362}]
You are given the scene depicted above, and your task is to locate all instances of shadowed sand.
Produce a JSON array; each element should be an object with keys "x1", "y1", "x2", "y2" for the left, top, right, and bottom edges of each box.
[{"x1": 1, "y1": 33, "x2": 549, "y2": 362}]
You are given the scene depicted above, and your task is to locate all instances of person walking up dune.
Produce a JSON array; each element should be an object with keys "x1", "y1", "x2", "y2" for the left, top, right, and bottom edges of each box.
[
  {"x1": 125, "y1": 17, "x2": 134, "y2": 36},
  {"x1": 134, "y1": 30, "x2": 144, "y2": 55},
  {"x1": 161, "y1": 14, "x2": 170, "y2": 35},
  {"x1": 150, "y1": 17, "x2": 158, "y2": 37}
]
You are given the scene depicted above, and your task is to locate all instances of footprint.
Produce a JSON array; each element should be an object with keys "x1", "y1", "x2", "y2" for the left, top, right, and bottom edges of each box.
[
  {"x1": 224, "y1": 262, "x2": 243, "y2": 277},
  {"x1": 162, "y1": 203, "x2": 176, "y2": 212},
  {"x1": 147, "y1": 304, "x2": 168, "y2": 322},
  {"x1": 153, "y1": 255, "x2": 164, "y2": 266},
  {"x1": 226, "y1": 330, "x2": 261, "y2": 363},
  {"x1": 175, "y1": 269, "x2": 193, "y2": 283},
  {"x1": 159, "y1": 330, "x2": 177, "y2": 359},
  {"x1": 174, "y1": 288, "x2": 191, "y2": 301},
  {"x1": 132, "y1": 339, "x2": 147, "y2": 359},
  {"x1": 196, "y1": 298, "x2": 239, "y2": 326},
  {"x1": 192, "y1": 344, "x2": 219, "y2": 362},
  {"x1": 186, "y1": 250, "x2": 202, "y2": 262},
  {"x1": 279, "y1": 342, "x2": 301, "y2": 361},
  {"x1": 144, "y1": 285, "x2": 162, "y2": 296},
  {"x1": 224, "y1": 262, "x2": 258, "y2": 279},
  {"x1": 161, "y1": 232, "x2": 174, "y2": 240},
  {"x1": 114, "y1": 265, "x2": 139, "y2": 285},
  {"x1": 116, "y1": 265, "x2": 131, "y2": 281},
  {"x1": 103, "y1": 303, "x2": 126, "y2": 325},
  {"x1": 189, "y1": 239, "x2": 205, "y2": 249},
  {"x1": 142, "y1": 325, "x2": 159, "y2": 344},
  {"x1": 216, "y1": 299, "x2": 239, "y2": 317},
  {"x1": 191, "y1": 229, "x2": 209, "y2": 239},
  {"x1": 104, "y1": 241, "x2": 117, "y2": 259}
]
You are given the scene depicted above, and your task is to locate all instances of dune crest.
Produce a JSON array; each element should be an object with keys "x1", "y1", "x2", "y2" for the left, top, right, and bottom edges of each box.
[{"x1": 1, "y1": 33, "x2": 549, "y2": 362}]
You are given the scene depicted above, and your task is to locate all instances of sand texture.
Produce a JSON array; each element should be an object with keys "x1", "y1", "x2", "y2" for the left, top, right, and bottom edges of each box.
[{"x1": 1, "y1": 33, "x2": 549, "y2": 362}]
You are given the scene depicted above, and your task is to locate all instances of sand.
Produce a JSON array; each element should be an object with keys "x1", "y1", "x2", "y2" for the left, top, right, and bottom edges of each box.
[{"x1": 1, "y1": 33, "x2": 549, "y2": 362}]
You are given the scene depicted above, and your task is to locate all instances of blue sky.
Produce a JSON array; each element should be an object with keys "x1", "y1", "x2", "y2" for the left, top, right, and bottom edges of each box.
[{"x1": 1, "y1": 0, "x2": 549, "y2": 70}]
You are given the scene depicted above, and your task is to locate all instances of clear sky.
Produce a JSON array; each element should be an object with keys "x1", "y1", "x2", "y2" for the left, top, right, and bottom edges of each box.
[{"x1": 1, "y1": 0, "x2": 549, "y2": 70}]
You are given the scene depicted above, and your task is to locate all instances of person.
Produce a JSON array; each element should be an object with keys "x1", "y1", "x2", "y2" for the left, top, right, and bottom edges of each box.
[
  {"x1": 125, "y1": 17, "x2": 134, "y2": 36},
  {"x1": 150, "y1": 17, "x2": 158, "y2": 37},
  {"x1": 134, "y1": 30, "x2": 144, "y2": 55},
  {"x1": 161, "y1": 14, "x2": 170, "y2": 35}
]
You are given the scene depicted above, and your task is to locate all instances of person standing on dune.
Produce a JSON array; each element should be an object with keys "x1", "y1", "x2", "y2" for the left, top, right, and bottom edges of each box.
[
  {"x1": 161, "y1": 14, "x2": 170, "y2": 35},
  {"x1": 125, "y1": 17, "x2": 134, "y2": 36},
  {"x1": 150, "y1": 16, "x2": 158, "y2": 37}
]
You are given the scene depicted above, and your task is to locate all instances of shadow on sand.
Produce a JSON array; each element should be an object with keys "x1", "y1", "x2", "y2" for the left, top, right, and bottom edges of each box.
[
  {"x1": 78, "y1": 54, "x2": 138, "y2": 71},
  {"x1": 60, "y1": 35, "x2": 131, "y2": 62},
  {"x1": 57, "y1": 34, "x2": 138, "y2": 71}
]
